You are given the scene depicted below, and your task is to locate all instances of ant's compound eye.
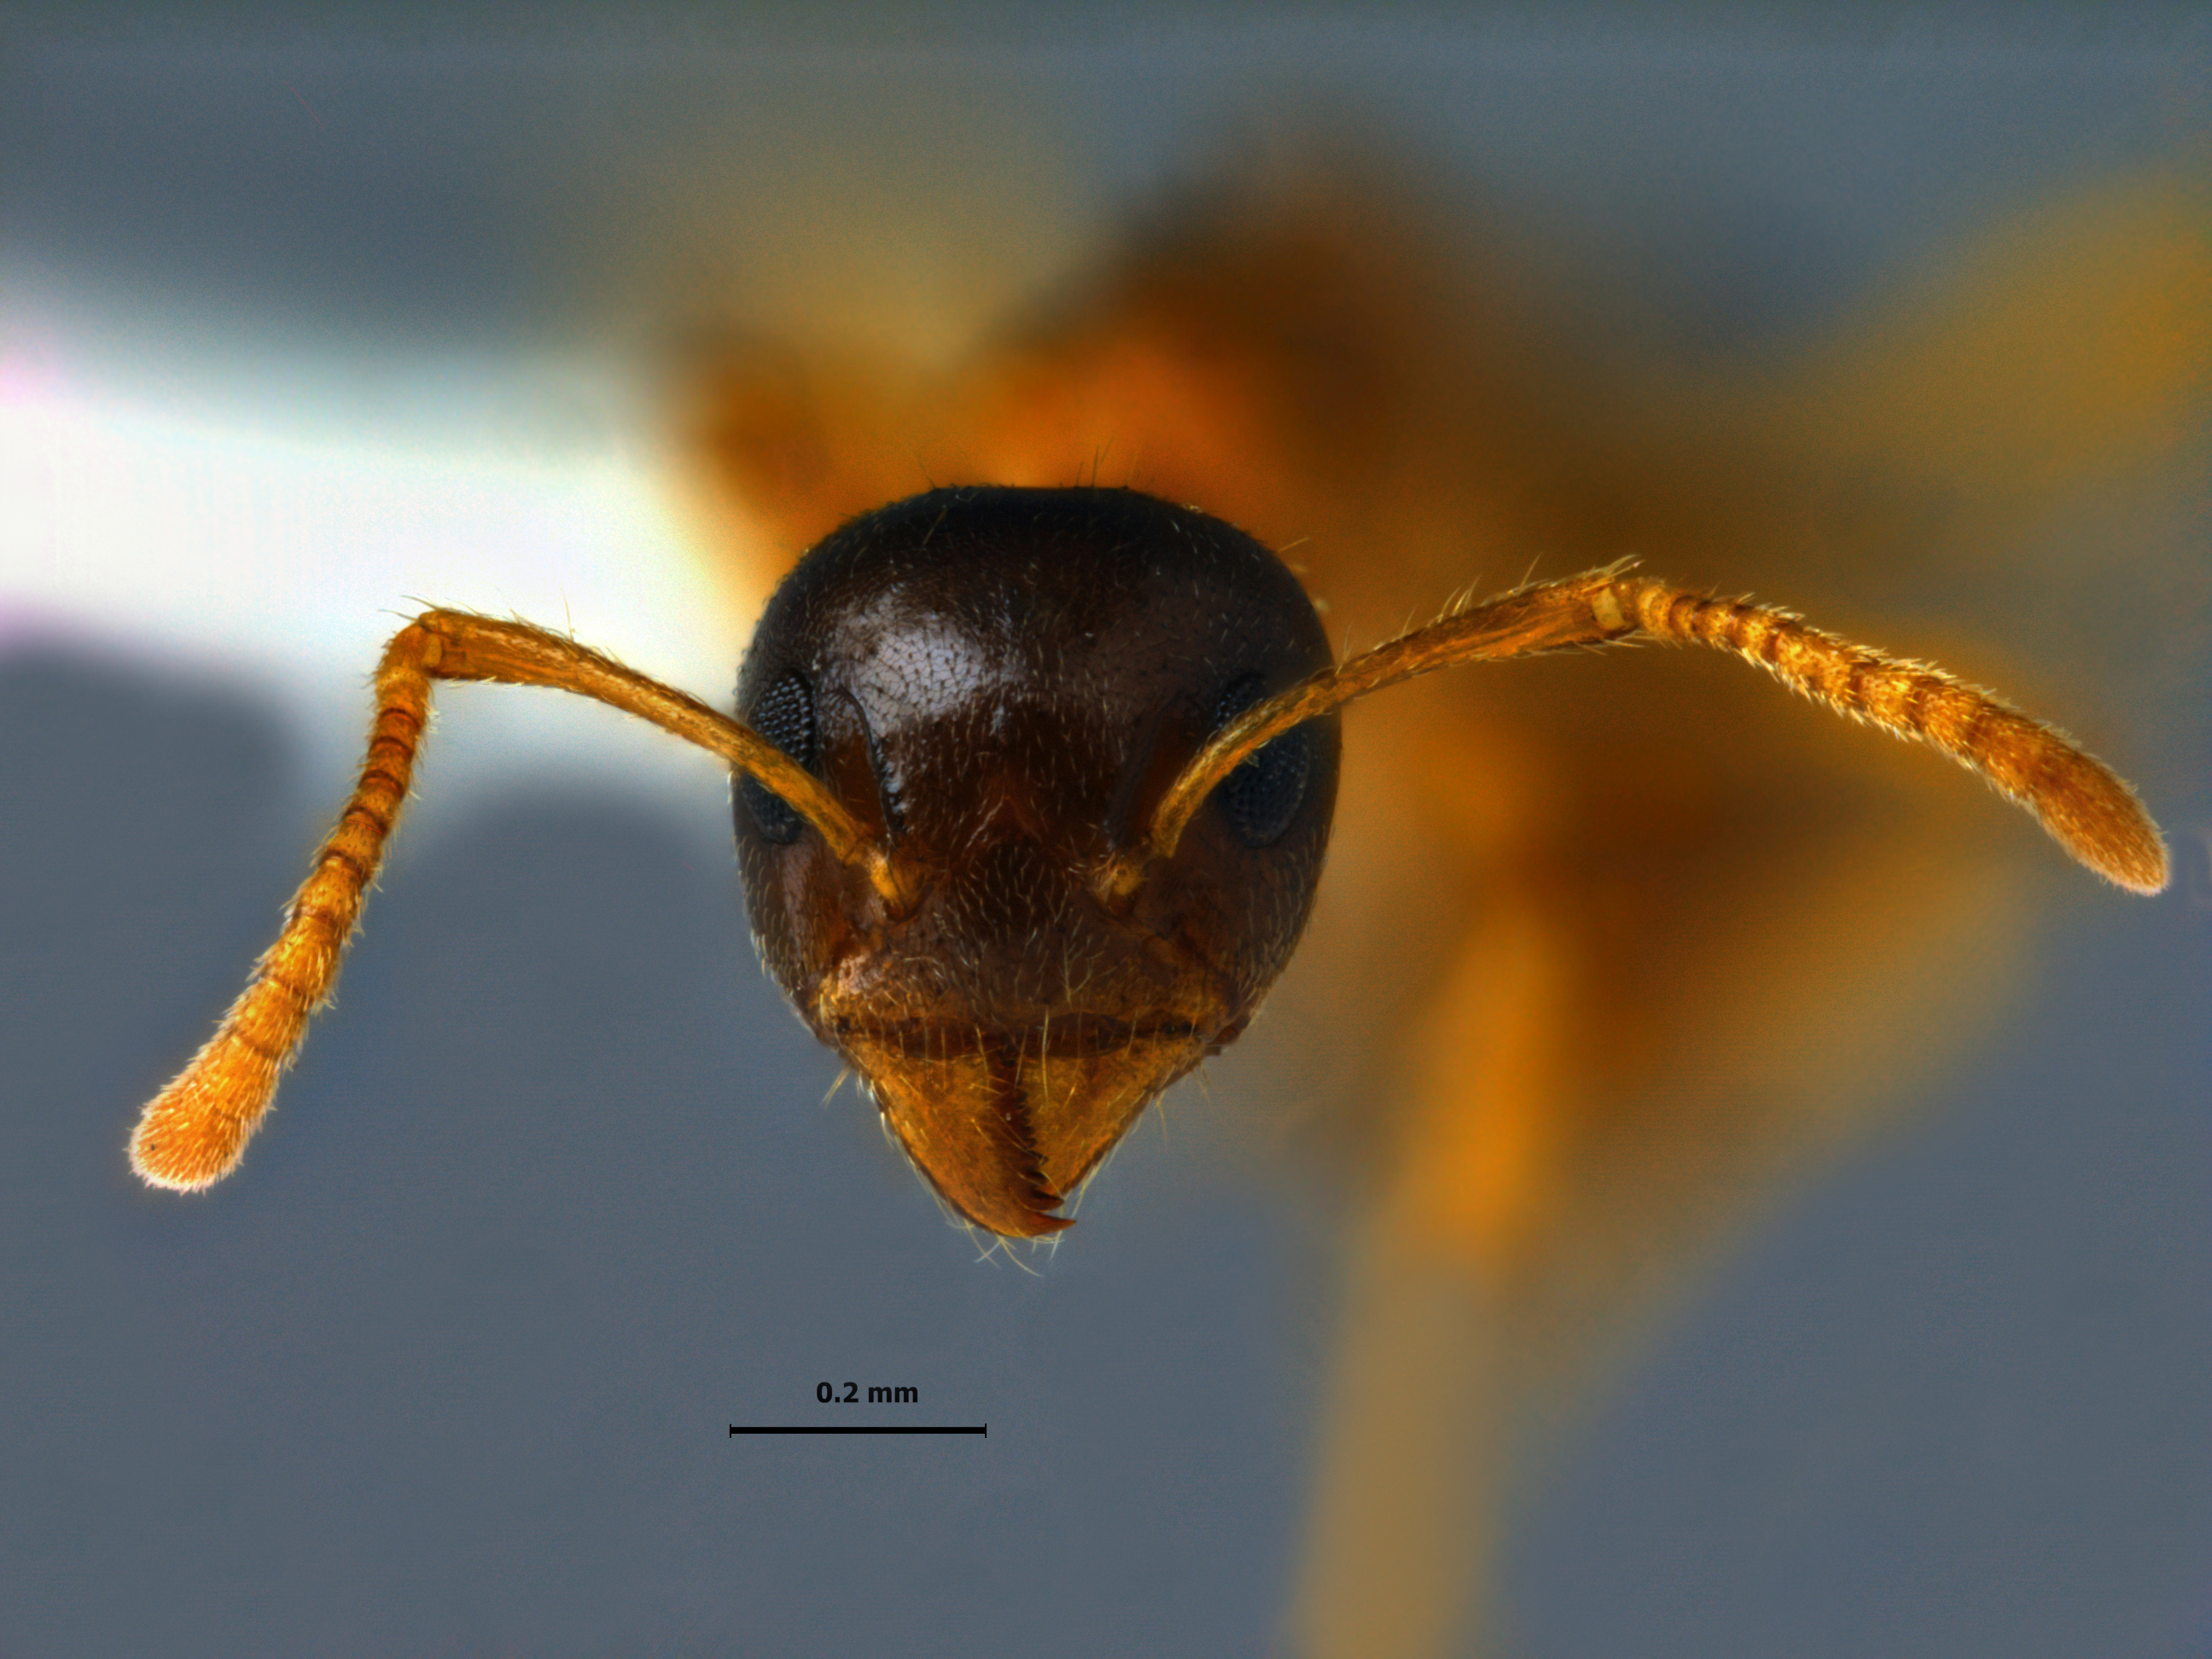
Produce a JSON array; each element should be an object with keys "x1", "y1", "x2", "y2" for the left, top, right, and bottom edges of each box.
[
  {"x1": 1211, "y1": 673, "x2": 1313, "y2": 849},
  {"x1": 742, "y1": 670, "x2": 819, "y2": 844}
]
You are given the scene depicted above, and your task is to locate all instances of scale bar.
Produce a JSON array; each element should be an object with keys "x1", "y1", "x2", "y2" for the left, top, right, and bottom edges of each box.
[{"x1": 729, "y1": 1424, "x2": 987, "y2": 1436}]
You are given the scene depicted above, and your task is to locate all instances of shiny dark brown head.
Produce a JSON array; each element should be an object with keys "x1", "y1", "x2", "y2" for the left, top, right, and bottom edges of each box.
[{"x1": 733, "y1": 486, "x2": 1340, "y2": 1236}]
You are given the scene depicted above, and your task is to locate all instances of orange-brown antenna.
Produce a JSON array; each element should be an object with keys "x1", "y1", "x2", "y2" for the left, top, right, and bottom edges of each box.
[
  {"x1": 129, "y1": 609, "x2": 899, "y2": 1193},
  {"x1": 1107, "y1": 564, "x2": 2167, "y2": 899}
]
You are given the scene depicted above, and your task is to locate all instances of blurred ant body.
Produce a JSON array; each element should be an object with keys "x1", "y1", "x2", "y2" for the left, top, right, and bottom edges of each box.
[{"x1": 122, "y1": 162, "x2": 2195, "y2": 1659}]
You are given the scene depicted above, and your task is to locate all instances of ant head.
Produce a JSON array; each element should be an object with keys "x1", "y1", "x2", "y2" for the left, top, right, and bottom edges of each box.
[{"x1": 733, "y1": 486, "x2": 1340, "y2": 1236}]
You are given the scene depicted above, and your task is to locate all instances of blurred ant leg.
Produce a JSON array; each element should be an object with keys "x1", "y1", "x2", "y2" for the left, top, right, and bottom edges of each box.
[
  {"x1": 129, "y1": 610, "x2": 892, "y2": 1194},
  {"x1": 1127, "y1": 567, "x2": 2166, "y2": 896}
]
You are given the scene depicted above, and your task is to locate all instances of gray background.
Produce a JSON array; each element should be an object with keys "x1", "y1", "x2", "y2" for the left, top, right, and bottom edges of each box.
[{"x1": 2, "y1": 7, "x2": 2207, "y2": 1656}]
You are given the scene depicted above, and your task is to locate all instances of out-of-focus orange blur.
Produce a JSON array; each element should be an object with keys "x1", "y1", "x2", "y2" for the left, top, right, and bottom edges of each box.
[{"x1": 676, "y1": 154, "x2": 2204, "y2": 1657}]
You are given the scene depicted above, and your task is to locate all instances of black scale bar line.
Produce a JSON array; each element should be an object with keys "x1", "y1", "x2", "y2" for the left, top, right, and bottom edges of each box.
[{"x1": 728, "y1": 1424, "x2": 987, "y2": 1436}]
